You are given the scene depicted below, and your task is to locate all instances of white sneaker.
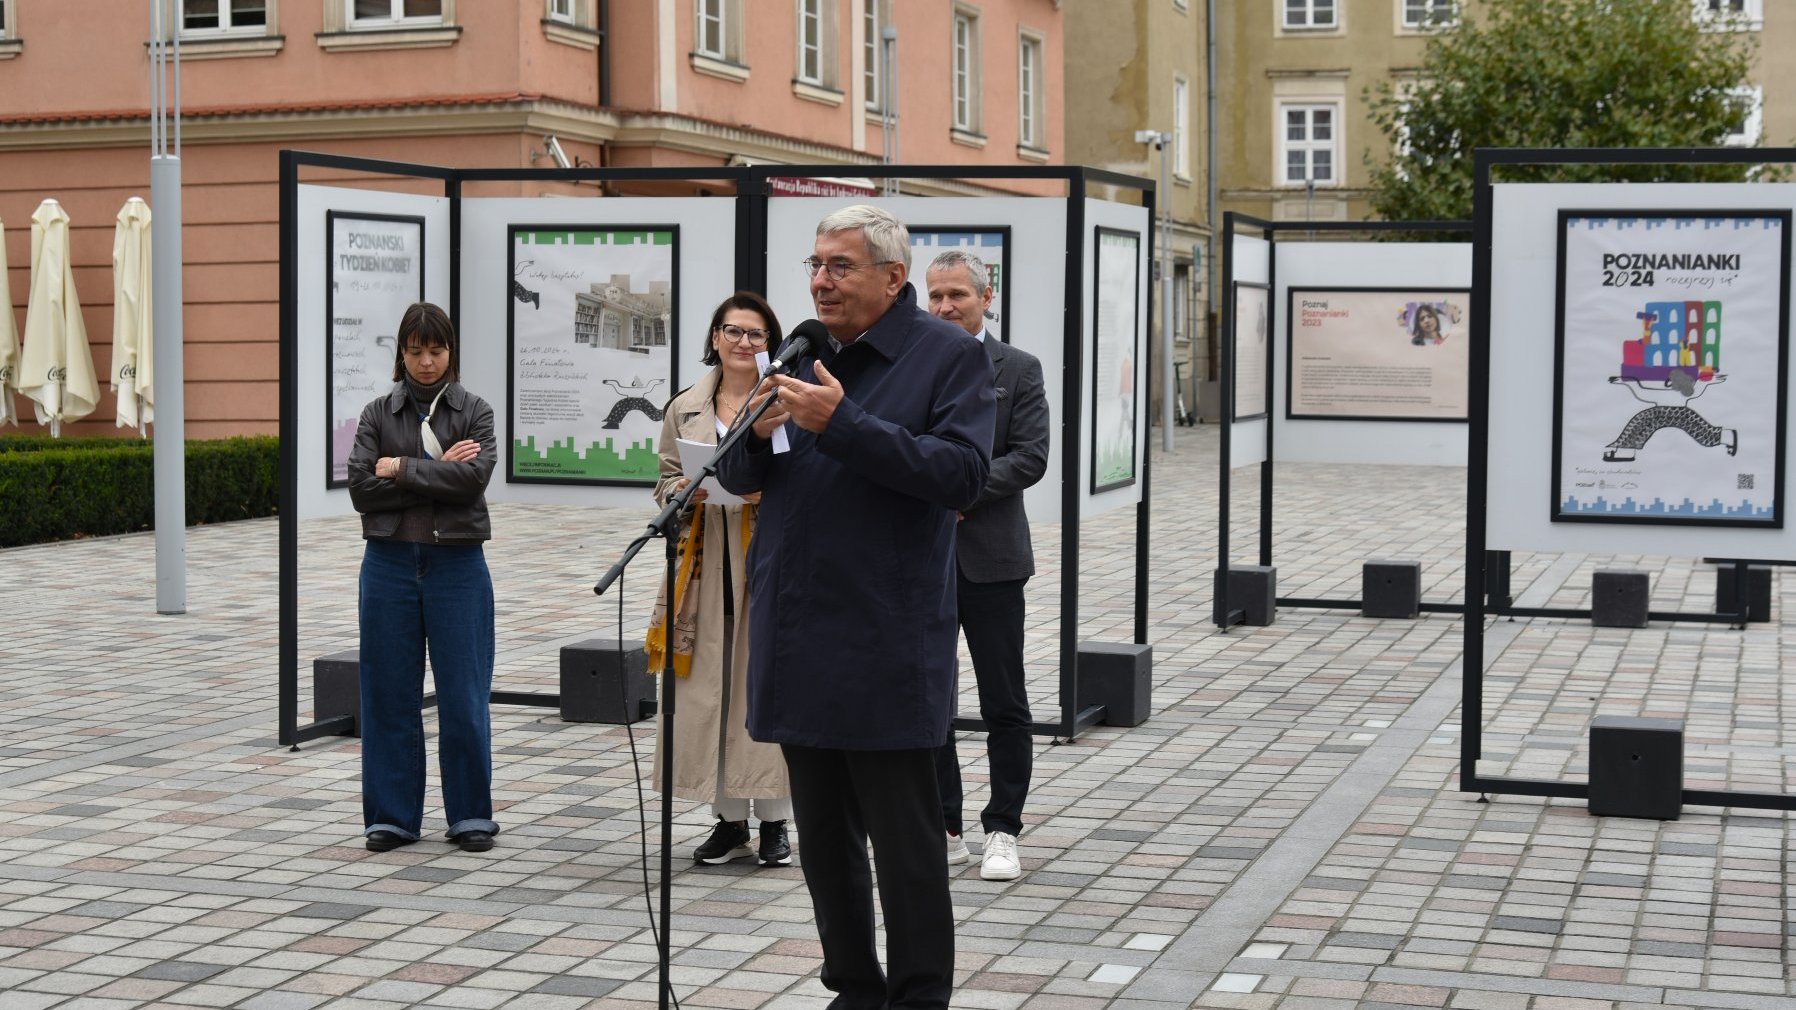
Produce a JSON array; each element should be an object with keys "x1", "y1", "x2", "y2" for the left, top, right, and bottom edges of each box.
[
  {"x1": 946, "y1": 831, "x2": 970, "y2": 865},
  {"x1": 980, "y1": 831, "x2": 1021, "y2": 881}
]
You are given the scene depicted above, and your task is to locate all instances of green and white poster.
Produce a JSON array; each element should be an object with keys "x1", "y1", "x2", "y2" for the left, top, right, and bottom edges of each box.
[{"x1": 507, "y1": 226, "x2": 679, "y2": 485}]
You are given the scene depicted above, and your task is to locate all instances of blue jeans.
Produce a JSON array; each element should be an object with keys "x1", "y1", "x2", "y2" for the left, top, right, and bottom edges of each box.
[{"x1": 358, "y1": 539, "x2": 497, "y2": 840}]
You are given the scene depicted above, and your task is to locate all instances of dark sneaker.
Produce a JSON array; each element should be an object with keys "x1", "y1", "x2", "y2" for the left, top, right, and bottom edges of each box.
[
  {"x1": 757, "y1": 820, "x2": 792, "y2": 866},
  {"x1": 694, "y1": 818, "x2": 752, "y2": 864}
]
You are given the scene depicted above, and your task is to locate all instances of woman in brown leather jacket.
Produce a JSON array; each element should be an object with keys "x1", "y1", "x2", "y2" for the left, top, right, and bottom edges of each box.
[{"x1": 346, "y1": 302, "x2": 499, "y2": 854}]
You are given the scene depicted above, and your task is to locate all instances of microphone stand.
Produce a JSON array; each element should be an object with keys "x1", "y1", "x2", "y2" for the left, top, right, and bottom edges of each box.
[{"x1": 593, "y1": 373, "x2": 789, "y2": 1010}]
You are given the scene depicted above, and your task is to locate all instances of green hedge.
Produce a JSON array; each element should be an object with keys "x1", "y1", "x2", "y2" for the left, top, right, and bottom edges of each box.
[{"x1": 0, "y1": 435, "x2": 279, "y2": 548}]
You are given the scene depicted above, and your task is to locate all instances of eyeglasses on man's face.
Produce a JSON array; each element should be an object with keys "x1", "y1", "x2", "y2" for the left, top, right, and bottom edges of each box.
[
  {"x1": 716, "y1": 324, "x2": 771, "y2": 347},
  {"x1": 801, "y1": 257, "x2": 896, "y2": 281}
]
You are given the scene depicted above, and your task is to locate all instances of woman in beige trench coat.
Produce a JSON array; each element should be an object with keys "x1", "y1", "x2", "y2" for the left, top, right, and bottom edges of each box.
[{"x1": 648, "y1": 291, "x2": 793, "y2": 867}]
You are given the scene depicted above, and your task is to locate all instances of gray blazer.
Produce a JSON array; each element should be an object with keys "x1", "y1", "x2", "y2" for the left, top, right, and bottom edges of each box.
[{"x1": 957, "y1": 335, "x2": 1050, "y2": 583}]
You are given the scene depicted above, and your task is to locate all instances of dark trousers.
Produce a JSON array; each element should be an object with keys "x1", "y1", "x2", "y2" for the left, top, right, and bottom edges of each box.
[
  {"x1": 934, "y1": 574, "x2": 1032, "y2": 836},
  {"x1": 781, "y1": 744, "x2": 953, "y2": 1010}
]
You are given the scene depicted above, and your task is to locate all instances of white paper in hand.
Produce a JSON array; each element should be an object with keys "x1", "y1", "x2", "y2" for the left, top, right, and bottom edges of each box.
[
  {"x1": 753, "y1": 350, "x2": 792, "y2": 454},
  {"x1": 674, "y1": 438, "x2": 746, "y2": 506}
]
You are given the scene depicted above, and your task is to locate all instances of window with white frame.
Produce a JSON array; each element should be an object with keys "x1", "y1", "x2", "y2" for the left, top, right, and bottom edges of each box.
[
  {"x1": 1018, "y1": 33, "x2": 1044, "y2": 149},
  {"x1": 1173, "y1": 75, "x2": 1190, "y2": 177},
  {"x1": 1722, "y1": 86, "x2": 1763, "y2": 146},
  {"x1": 547, "y1": 0, "x2": 574, "y2": 23},
  {"x1": 952, "y1": 8, "x2": 982, "y2": 133},
  {"x1": 183, "y1": 0, "x2": 269, "y2": 34},
  {"x1": 350, "y1": 0, "x2": 441, "y2": 25},
  {"x1": 864, "y1": 0, "x2": 886, "y2": 110},
  {"x1": 1281, "y1": 103, "x2": 1338, "y2": 185},
  {"x1": 1402, "y1": 0, "x2": 1456, "y2": 29},
  {"x1": 1283, "y1": 0, "x2": 1335, "y2": 29},
  {"x1": 797, "y1": 0, "x2": 825, "y2": 85},
  {"x1": 1695, "y1": 0, "x2": 1762, "y2": 28},
  {"x1": 0, "y1": 1, "x2": 11, "y2": 39},
  {"x1": 696, "y1": 0, "x2": 726, "y2": 57}
]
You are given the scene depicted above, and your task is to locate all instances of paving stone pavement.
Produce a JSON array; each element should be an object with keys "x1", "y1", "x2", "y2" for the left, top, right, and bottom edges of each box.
[{"x1": 0, "y1": 424, "x2": 1790, "y2": 1009}]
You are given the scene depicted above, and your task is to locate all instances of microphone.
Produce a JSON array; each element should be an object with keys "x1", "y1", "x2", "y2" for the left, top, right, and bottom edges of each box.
[{"x1": 762, "y1": 319, "x2": 828, "y2": 376}]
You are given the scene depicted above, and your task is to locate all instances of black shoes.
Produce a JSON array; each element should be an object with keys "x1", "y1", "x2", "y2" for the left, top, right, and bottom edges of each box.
[
  {"x1": 694, "y1": 818, "x2": 754, "y2": 864},
  {"x1": 757, "y1": 820, "x2": 792, "y2": 866},
  {"x1": 365, "y1": 830, "x2": 413, "y2": 853},
  {"x1": 365, "y1": 830, "x2": 494, "y2": 853},
  {"x1": 455, "y1": 830, "x2": 495, "y2": 853}
]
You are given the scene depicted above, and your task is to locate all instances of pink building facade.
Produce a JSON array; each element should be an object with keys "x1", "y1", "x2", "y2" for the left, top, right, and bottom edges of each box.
[{"x1": 0, "y1": 1, "x2": 1063, "y2": 437}]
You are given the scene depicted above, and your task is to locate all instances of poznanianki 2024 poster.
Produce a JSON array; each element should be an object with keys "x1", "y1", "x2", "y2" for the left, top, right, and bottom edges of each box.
[{"x1": 1554, "y1": 212, "x2": 1790, "y2": 526}]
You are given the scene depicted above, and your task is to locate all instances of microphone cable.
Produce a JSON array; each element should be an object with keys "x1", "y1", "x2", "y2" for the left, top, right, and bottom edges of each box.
[{"x1": 613, "y1": 566, "x2": 684, "y2": 1010}]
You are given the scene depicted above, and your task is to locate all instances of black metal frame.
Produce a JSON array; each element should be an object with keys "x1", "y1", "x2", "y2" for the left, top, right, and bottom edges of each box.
[
  {"x1": 1282, "y1": 284, "x2": 1472, "y2": 424},
  {"x1": 1548, "y1": 207, "x2": 1791, "y2": 529},
  {"x1": 907, "y1": 224, "x2": 1014, "y2": 345},
  {"x1": 503, "y1": 221, "x2": 683, "y2": 488},
  {"x1": 279, "y1": 152, "x2": 1155, "y2": 747},
  {"x1": 1467, "y1": 146, "x2": 1794, "y2": 812},
  {"x1": 324, "y1": 210, "x2": 426, "y2": 490},
  {"x1": 1214, "y1": 214, "x2": 1474, "y2": 626}
]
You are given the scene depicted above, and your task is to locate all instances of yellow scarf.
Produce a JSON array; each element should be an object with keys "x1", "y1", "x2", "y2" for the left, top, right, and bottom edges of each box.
[{"x1": 645, "y1": 503, "x2": 756, "y2": 676}]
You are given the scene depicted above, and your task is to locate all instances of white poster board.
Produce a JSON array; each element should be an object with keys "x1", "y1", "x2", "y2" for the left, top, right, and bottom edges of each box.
[
  {"x1": 1228, "y1": 234, "x2": 1271, "y2": 469},
  {"x1": 460, "y1": 197, "x2": 735, "y2": 509},
  {"x1": 296, "y1": 185, "x2": 451, "y2": 520},
  {"x1": 765, "y1": 196, "x2": 1070, "y2": 524},
  {"x1": 1272, "y1": 242, "x2": 1472, "y2": 467},
  {"x1": 1489, "y1": 183, "x2": 1796, "y2": 558}
]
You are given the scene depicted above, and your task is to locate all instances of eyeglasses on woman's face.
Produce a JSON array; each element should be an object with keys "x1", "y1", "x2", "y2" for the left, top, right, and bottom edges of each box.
[
  {"x1": 801, "y1": 256, "x2": 896, "y2": 281},
  {"x1": 716, "y1": 324, "x2": 771, "y2": 347}
]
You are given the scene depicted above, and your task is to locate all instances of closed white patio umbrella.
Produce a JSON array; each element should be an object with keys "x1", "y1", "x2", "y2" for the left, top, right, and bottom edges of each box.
[
  {"x1": 0, "y1": 215, "x2": 19, "y2": 427},
  {"x1": 18, "y1": 198, "x2": 100, "y2": 437},
  {"x1": 111, "y1": 197, "x2": 154, "y2": 433}
]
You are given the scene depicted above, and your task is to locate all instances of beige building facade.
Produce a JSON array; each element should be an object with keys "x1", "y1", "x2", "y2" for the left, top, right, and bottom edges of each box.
[
  {"x1": 0, "y1": 0, "x2": 1063, "y2": 438},
  {"x1": 1215, "y1": 0, "x2": 1791, "y2": 231},
  {"x1": 1063, "y1": 0, "x2": 1212, "y2": 420}
]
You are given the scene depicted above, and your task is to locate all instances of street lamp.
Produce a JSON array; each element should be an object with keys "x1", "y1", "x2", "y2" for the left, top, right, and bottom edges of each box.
[{"x1": 1134, "y1": 129, "x2": 1175, "y2": 452}]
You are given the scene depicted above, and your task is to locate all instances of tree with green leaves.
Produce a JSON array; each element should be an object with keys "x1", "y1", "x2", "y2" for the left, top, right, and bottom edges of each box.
[{"x1": 1365, "y1": 0, "x2": 1766, "y2": 223}]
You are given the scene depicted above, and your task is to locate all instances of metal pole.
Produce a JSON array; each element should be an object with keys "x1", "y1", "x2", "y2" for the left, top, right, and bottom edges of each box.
[
  {"x1": 1159, "y1": 140, "x2": 1173, "y2": 451},
  {"x1": 151, "y1": 5, "x2": 187, "y2": 615}
]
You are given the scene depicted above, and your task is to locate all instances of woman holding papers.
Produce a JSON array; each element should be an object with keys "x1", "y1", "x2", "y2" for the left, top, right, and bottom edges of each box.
[
  {"x1": 647, "y1": 291, "x2": 794, "y2": 867},
  {"x1": 346, "y1": 302, "x2": 499, "y2": 855}
]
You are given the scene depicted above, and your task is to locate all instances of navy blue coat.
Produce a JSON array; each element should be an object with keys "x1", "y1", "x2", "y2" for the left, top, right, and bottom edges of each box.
[{"x1": 716, "y1": 288, "x2": 995, "y2": 750}]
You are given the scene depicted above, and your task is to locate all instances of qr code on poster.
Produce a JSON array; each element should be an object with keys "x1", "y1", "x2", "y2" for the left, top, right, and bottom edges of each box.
[{"x1": 1738, "y1": 473, "x2": 1756, "y2": 490}]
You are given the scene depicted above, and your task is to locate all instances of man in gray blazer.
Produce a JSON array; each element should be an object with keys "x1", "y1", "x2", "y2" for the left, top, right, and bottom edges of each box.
[{"x1": 925, "y1": 250, "x2": 1050, "y2": 881}]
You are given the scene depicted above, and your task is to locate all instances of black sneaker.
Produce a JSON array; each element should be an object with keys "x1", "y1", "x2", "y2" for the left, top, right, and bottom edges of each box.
[
  {"x1": 757, "y1": 820, "x2": 792, "y2": 866},
  {"x1": 694, "y1": 818, "x2": 752, "y2": 864}
]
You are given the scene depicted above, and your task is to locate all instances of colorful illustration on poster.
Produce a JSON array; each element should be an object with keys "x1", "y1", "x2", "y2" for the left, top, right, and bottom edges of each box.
[
  {"x1": 1554, "y1": 211, "x2": 1788, "y2": 524},
  {"x1": 508, "y1": 226, "x2": 677, "y2": 485},
  {"x1": 327, "y1": 212, "x2": 424, "y2": 488},
  {"x1": 1232, "y1": 282, "x2": 1269, "y2": 420},
  {"x1": 1286, "y1": 288, "x2": 1470, "y2": 421},
  {"x1": 911, "y1": 228, "x2": 1006, "y2": 341},
  {"x1": 1092, "y1": 228, "x2": 1140, "y2": 492}
]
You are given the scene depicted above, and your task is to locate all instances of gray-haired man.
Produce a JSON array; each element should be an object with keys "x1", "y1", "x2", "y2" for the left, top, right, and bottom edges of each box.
[{"x1": 924, "y1": 250, "x2": 1049, "y2": 882}]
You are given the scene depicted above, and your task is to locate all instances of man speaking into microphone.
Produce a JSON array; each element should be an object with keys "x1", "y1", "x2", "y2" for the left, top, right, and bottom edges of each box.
[{"x1": 717, "y1": 204, "x2": 994, "y2": 1010}]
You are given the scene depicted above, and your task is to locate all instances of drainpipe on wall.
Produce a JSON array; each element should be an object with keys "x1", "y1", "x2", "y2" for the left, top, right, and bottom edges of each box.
[{"x1": 1206, "y1": 0, "x2": 1218, "y2": 371}]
